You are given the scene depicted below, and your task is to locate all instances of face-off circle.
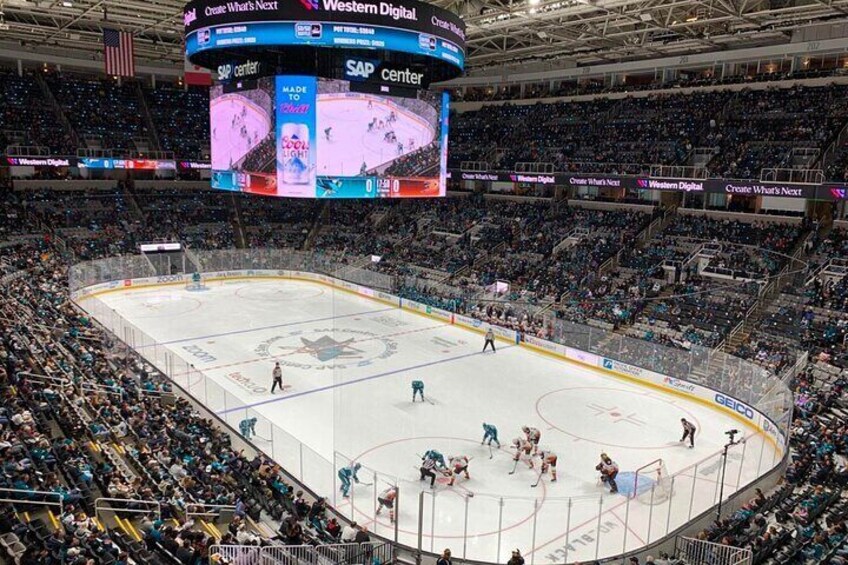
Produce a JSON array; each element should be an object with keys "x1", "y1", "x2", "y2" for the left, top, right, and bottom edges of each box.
[
  {"x1": 235, "y1": 282, "x2": 325, "y2": 302},
  {"x1": 536, "y1": 386, "x2": 701, "y2": 449},
  {"x1": 347, "y1": 436, "x2": 547, "y2": 538},
  {"x1": 114, "y1": 293, "x2": 203, "y2": 318},
  {"x1": 254, "y1": 327, "x2": 398, "y2": 369}
]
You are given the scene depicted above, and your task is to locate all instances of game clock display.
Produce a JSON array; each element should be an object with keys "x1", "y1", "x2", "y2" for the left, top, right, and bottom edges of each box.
[{"x1": 210, "y1": 74, "x2": 449, "y2": 198}]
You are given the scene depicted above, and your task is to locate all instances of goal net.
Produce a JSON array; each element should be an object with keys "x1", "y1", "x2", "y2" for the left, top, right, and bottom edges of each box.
[
  {"x1": 185, "y1": 272, "x2": 208, "y2": 291},
  {"x1": 632, "y1": 458, "x2": 672, "y2": 504}
]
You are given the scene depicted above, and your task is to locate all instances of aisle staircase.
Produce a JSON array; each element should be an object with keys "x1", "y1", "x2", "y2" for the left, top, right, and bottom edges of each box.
[
  {"x1": 33, "y1": 72, "x2": 80, "y2": 149},
  {"x1": 721, "y1": 226, "x2": 820, "y2": 354}
]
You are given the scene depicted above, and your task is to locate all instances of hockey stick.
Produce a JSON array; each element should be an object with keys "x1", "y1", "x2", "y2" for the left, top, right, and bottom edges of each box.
[
  {"x1": 531, "y1": 470, "x2": 544, "y2": 488},
  {"x1": 508, "y1": 458, "x2": 519, "y2": 475},
  {"x1": 425, "y1": 397, "x2": 436, "y2": 406},
  {"x1": 357, "y1": 482, "x2": 374, "y2": 487},
  {"x1": 452, "y1": 482, "x2": 475, "y2": 498},
  {"x1": 488, "y1": 443, "x2": 494, "y2": 459}
]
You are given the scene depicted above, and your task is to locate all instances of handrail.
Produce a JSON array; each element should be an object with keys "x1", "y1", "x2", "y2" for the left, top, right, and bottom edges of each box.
[
  {"x1": 185, "y1": 503, "x2": 236, "y2": 520},
  {"x1": 0, "y1": 488, "x2": 64, "y2": 514},
  {"x1": 15, "y1": 371, "x2": 72, "y2": 387},
  {"x1": 94, "y1": 497, "x2": 161, "y2": 523},
  {"x1": 208, "y1": 541, "x2": 396, "y2": 564}
]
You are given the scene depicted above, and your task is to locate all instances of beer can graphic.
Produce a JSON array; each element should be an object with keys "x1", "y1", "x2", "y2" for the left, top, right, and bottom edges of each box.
[{"x1": 281, "y1": 123, "x2": 311, "y2": 185}]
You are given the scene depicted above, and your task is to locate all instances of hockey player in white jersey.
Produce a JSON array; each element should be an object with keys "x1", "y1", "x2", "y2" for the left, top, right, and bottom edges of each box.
[
  {"x1": 376, "y1": 486, "x2": 398, "y2": 523},
  {"x1": 509, "y1": 437, "x2": 535, "y2": 474},
  {"x1": 446, "y1": 455, "x2": 471, "y2": 486},
  {"x1": 523, "y1": 426, "x2": 541, "y2": 454}
]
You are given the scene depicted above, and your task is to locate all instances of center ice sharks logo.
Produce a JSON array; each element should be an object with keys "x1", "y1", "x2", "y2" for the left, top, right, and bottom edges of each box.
[
  {"x1": 294, "y1": 335, "x2": 364, "y2": 362},
  {"x1": 254, "y1": 328, "x2": 398, "y2": 370}
]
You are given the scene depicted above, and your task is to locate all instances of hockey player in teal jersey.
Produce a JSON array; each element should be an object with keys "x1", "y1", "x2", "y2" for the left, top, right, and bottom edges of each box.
[
  {"x1": 239, "y1": 417, "x2": 257, "y2": 440},
  {"x1": 412, "y1": 380, "x2": 425, "y2": 402},
  {"x1": 482, "y1": 423, "x2": 501, "y2": 447},
  {"x1": 338, "y1": 463, "x2": 361, "y2": 498},
  {"x1": 422, "y1": 450, "x2": 447, "y2": 469}
]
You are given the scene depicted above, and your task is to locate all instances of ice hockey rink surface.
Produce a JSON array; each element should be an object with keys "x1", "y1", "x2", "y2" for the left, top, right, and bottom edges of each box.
[
  {"x1": 316, "y1": 96, "x2": 436, "y2": 177},
  {"x1": 210, "y1": 95, "x2": 272, "y2": 170},
  {"x1": 84, "y1": 278, "x2": 780, "y2": 563}
]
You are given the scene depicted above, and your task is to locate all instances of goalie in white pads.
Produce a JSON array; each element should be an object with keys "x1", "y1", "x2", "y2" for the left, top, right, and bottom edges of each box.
[{"x1": 376, "y1": 486, "x2": 398, "y2": 523}]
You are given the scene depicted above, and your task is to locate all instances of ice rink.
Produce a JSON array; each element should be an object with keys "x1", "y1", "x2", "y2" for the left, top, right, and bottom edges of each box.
[
  {"x1": 84, "y1": 278, "x2": 779, "y2": 563},
  {"x1": 317, "y1": 97, "x2": 436, "y2": 176},
  {"x1": 211, "y1": 95, "x2": 273, "y2": 170}
]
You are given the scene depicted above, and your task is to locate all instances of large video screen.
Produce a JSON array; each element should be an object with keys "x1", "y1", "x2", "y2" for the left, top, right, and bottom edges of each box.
[
  {"x1": 183, "y1": 0, "x2": 466, "y2": 74},
  {"x1": 210, "y1": 75, "x2": 448, "y2": 198}
]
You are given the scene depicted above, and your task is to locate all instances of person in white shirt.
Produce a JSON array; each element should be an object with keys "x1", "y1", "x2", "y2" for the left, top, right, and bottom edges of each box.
[{"x1": 482, "y1": 328, "x2": 496, "y2": 353}]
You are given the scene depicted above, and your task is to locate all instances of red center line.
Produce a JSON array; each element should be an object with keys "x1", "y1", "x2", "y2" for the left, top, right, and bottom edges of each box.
[{"x1": 171, "y1": 322, "x2": 449, "y2": 376}]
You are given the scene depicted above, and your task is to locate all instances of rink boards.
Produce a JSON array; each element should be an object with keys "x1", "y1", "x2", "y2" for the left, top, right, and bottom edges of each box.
[
  {"x1": 74, "y1": 268, "x2": 787, "y2": 454},
  {"x1": 73, "y1": 268, "x2": 788, "y2": 563}
]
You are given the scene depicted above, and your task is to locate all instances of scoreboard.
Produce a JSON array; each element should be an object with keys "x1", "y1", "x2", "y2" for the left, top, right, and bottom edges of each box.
[{"x1": 185, "y1": 0, "x2": 462, "y2": 199}]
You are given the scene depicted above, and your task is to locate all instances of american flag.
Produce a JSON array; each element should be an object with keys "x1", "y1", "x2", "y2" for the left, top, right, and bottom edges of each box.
[{"x1": 103, "y1": 28, "x2": 135, "y2": 77}]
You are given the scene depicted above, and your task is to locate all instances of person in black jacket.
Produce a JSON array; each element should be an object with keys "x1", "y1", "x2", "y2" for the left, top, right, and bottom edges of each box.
[
  {"x1": 507, "y1": 549, "x2": 525, "y2": 565},
  {"x1": 354, "y1": 525, "x2": 371, "y2": 543},
  {"x1": 175, "y1": 539, "x2": 197, "y2": 564}
]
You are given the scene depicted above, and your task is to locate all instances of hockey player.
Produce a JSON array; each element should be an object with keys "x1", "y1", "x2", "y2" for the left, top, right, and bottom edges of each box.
[
  {"x1": 523, "y1": 426, "x2": 541, "y2": 453},
  {"x1": 376, "y1": 486, "x2": 398, "y2": 523},
  {"x1": 338, "y1": 462, "x2": 361, "y2": 498},
  {"x1": 422, "y1": 450, "x2": 446, "y2": 469},
  {"x1": 679, "y1": 418, "x2": 697, "y2": 448},
  {"x1": 595, "y1": 453, "x2": 619, "y2": 493},
  {"x1": 412, "y1": 380, "x2": 425, "y2": 402},
  {"x1": 324, "y1": 127, "x2": 332, "y2": 141},
  {"x1": 537, "y1": 450, "x2": 558, "y2": 482},
  {"x1": 239, "y1": 417, "x2": 257, "y2": 440},
  {"x1": 512, "y1": 438, "x2": 534, "y2": 469},
  {"x1": 446, "y1": 455, "x2": 470, "y2": 486},
  {"x1": 482, "y1": 423, "x2": 501, "y2": 448}
]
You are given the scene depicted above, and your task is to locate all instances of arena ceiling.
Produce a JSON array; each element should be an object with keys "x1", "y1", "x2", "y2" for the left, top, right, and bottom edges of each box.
[{"x1": 1, "y1": 0, "x2": 848, "y2": 72}]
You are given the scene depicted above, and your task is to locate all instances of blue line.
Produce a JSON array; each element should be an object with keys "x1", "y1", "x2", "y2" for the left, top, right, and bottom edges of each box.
[
  {"x1": 141, "y1": 306, "x2": 396, "y2": 347},
  {"x1": 217, "y1": 345, "x2": 517, "y2": 415}
]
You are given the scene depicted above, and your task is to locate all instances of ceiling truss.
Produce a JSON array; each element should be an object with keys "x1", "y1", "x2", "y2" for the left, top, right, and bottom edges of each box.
[{"x1": 1, "y1": 0, "x2": 847, "y2": 73}]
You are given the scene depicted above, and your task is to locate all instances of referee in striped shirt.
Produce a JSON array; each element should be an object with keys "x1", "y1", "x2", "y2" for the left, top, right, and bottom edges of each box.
[
  {"x1": 420, "y1": 456, "x2": 438, "y2": 488},
  {"x1": 680, "y1": 418, "x2": 696, "y2": 448}
]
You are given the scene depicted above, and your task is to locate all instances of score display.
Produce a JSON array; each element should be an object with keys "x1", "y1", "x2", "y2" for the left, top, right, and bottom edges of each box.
[
  {"x1": 183, "y1": 0, "x2": 466, "y2": 78},
  {"x1": 210, "y1": 75, "x2": 448, "y2": 198}
]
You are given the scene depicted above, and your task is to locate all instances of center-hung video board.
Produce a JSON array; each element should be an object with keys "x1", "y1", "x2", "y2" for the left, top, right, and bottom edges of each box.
[
  {"x1": 210, "y1": 75, "x2": 449, "y2": 198},
  {"x1": 184, "y1": 0, "x2": 466, "y2": 76}
]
